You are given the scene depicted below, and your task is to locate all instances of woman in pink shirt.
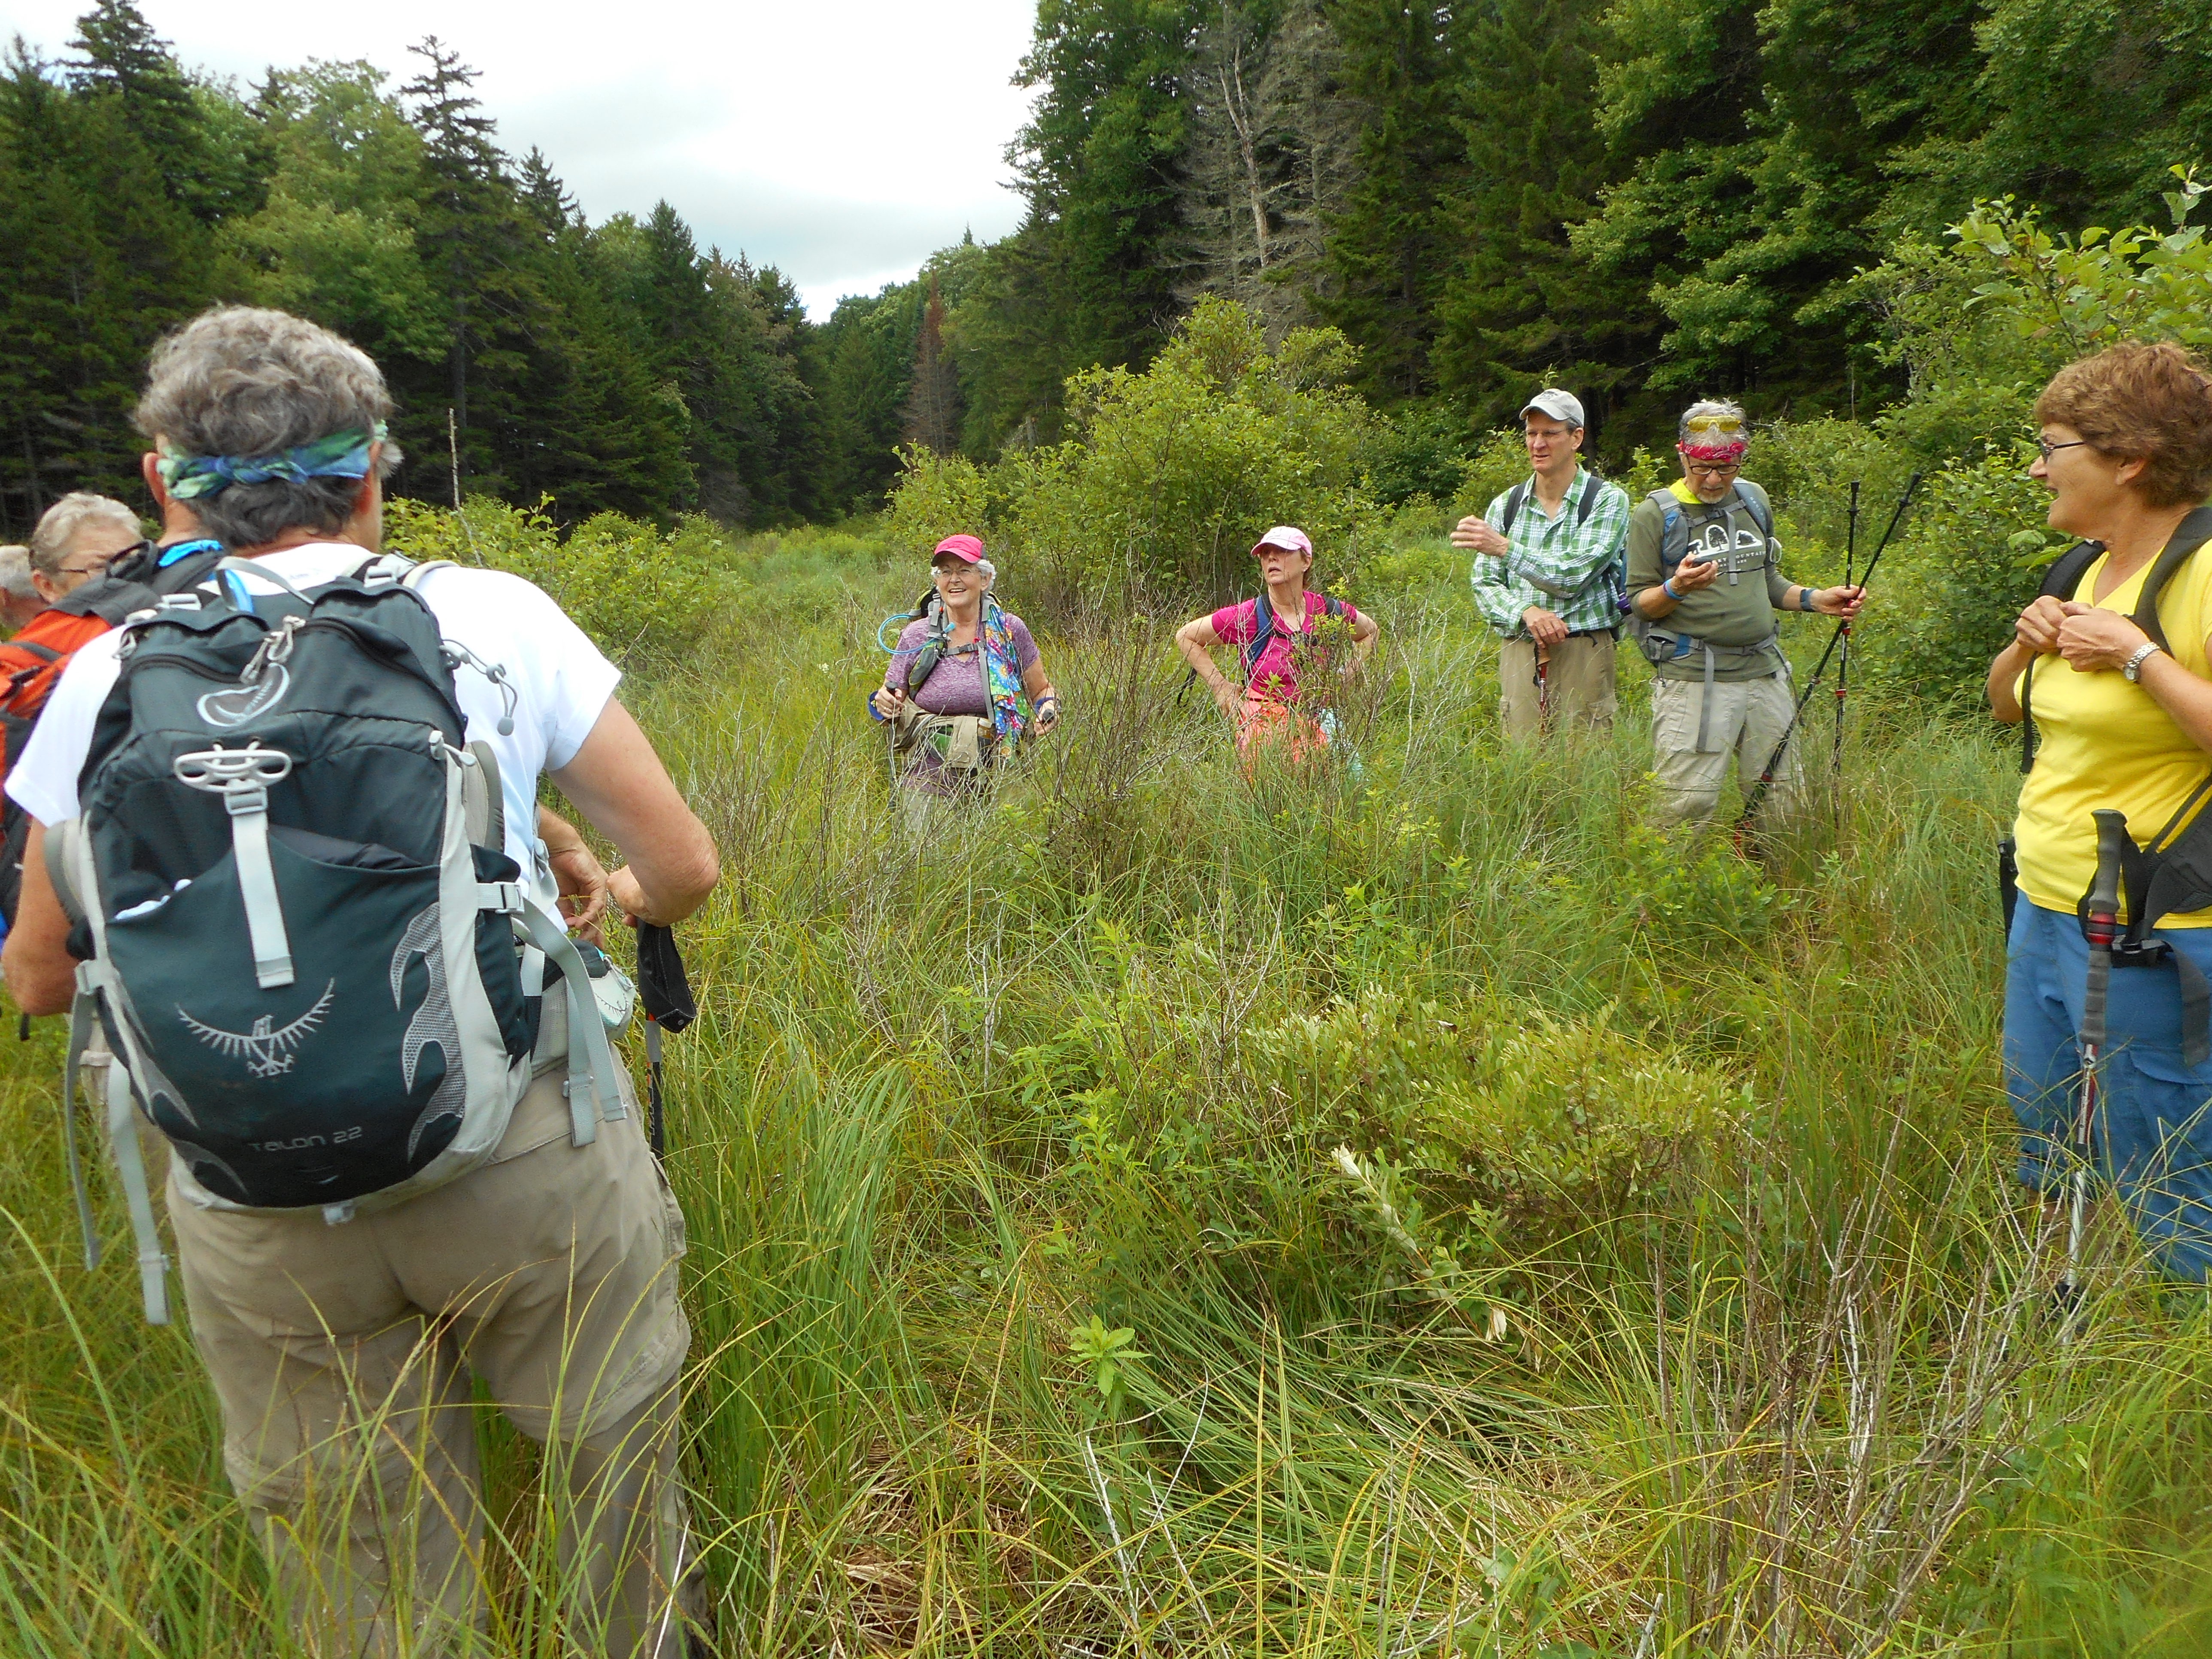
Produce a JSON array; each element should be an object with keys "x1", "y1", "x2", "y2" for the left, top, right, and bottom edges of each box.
[{"x1": 1175, "y1": 526, "x2": 1379, "y2": 758}]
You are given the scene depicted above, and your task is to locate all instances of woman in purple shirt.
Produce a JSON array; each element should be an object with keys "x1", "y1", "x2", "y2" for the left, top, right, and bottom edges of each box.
[
  {"x1": 869, "y1": 535, "x2": 1060, "y2": 798},
  {"x1": 1175, "y1": 525, "x2": 1379, "y2": 758}
]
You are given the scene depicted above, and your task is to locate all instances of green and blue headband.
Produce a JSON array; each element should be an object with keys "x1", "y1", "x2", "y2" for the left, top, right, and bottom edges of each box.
[{"x1": 156, "y1": 420, "x2": 387, "y2": 501}]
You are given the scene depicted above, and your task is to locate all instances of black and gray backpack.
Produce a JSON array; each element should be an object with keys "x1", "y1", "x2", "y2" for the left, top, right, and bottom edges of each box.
[{"x1": 49, "y1": 553, "x2": 623, "y2": 1322}]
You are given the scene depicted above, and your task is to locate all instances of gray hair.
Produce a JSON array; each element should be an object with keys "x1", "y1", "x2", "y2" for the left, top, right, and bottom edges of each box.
[
  {"x1": 28, "y1": 493, "x2": 143, "y2": 576},
  {"x1": 0, "y1": 546, "x2": 34, "y2": 601},
  {"x1": 1678, "y1": 398, "x2": 1749, "y2": 442},
  {"x1": 134, "y1": 306, "x2": 403, "y2": 549}
]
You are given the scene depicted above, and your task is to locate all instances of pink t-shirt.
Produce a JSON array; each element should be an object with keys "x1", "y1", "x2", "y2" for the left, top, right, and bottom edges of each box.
[{"x1": 1209, "y1": 592, "x2": 1360, "y2": 704}]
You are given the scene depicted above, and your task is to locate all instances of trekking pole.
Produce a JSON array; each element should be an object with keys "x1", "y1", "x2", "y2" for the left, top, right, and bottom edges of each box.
[
  {"x1": 1737, "y1": 472, "x2": 1923, "y2": 830},
  {"x1": 1832, "y1": 481, "x2": 1860, "y2": 821},
  {"x1": 2058, "y1": 811, "x2": 2127, "y2": 1332},
  {"x1": 1534, "y1": 645, "x2": 1551, "y2": 730},
  {"x1": 634, "y1": 923, "x2": 698, "y2": 1161}
]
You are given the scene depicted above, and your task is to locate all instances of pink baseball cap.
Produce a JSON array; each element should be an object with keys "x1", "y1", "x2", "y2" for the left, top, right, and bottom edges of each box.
[
  {"x1": 1252, "y1": 526, "x2": 1313, "y2": 558},
  {"x1": 933, "y1": 534, "x2": 985, "y2": 564}
]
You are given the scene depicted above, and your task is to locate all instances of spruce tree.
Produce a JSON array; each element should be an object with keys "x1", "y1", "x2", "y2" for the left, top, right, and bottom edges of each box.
[{"x1": 901, "y1": 277, "x2": 960, "y2": 454}]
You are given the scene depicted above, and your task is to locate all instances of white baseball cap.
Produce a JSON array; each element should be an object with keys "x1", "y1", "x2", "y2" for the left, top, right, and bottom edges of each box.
[{"x1": 1520, "y1": 389, "x2": 1586, "y2": 429}]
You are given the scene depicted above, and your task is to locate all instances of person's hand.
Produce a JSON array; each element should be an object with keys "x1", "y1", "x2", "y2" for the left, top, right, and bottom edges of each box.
[
  {"x1": 871, "y1": 685, "x2": 906, "y2": 721},
  {"x1": 1033, "y1": 693, "x2": 1061, "y2": 733},
  {"x1": 1212, "y1": 678, "x2": 1243, "y2": 720},
  {"x1": 2015, "y1": 593, "x2": 2069, "y2": 654},
  {"x1": 1669, "y1": 550, "x2": 1720, "y2": 594},
  {"x1": 2056, "y1": 601, "x2": 2151, "y2": 673},
  {"x1": 1812, "y1": 583, "x2": 1865, "y2": 620},
  {"x1": 1522, "y1": 607, "x2": 1569, "y2": 648},
  {"x1": 607, "y1": 864, "x2": 688, "y2": 929},
  {"x1": 1452, "y1": 515, "x2": 1510, "y2": 557},
  {"x1": 546, "y1": 839, "x2": 610, "y2": 947}
]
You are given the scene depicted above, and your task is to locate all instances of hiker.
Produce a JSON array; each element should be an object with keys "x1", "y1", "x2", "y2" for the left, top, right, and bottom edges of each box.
[
  {"x1": 1, "y1": 306, "x2": 720, "y2": 1656},
  {"x1": 27, "y1": 491, "x2": 145, "y2": 603},
  {"x1": 1454, "y1": 389, "x2": 1631, "y2": 739},
  {"x1": 1174, "y1": 525, "x2": 1379, "y2": 758},
  {"x1": 1626, "y1": 399, "x2": 1864, "y2": 823},
  {"x1": 0, "y1": 547, "x2": 43, "y2": 632},
  {"x1": 869, "y1": 534, "x2": 1059, "y2": 808},
  {"x1": 1988, "y1": 340, "x2": 2212, "y2": 1284}
]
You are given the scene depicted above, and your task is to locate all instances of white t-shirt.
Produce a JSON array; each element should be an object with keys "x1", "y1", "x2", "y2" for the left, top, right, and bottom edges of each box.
[{"x1": 6, "y1": 544, "x2": 620, "y2": 908}]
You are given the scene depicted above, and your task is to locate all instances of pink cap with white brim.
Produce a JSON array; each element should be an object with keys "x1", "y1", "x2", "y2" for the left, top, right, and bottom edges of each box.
[{"x1": 1252, "y1": 526, "x2": 1313, "y2": 558}]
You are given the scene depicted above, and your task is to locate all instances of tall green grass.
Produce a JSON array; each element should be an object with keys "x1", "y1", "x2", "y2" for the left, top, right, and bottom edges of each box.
[{"x1": 2, "y1": 534, "x2": 2208, "y2": 1655}]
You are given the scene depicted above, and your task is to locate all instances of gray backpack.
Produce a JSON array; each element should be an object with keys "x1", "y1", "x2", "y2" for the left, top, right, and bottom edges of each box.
[
  {"x1": 1626, "y1": 478, "x2": 1781, "y2": 668},
  {"x1": 48, "y1": 554, "x2": 623, "y2": 1322}
]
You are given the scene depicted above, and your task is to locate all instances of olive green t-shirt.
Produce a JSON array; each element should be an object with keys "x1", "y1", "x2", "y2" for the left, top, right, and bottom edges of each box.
[{"x1": 1626, "y1": 480, "x2": 1794, "y2": 682}]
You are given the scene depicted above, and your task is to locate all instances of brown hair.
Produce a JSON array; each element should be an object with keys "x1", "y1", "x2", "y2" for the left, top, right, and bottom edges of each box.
[{"x1": 2033, "y1": 340, "x2": 2212, "y2": 508}]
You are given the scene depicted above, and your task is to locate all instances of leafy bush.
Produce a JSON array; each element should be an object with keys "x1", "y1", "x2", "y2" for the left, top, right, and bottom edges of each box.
[
  {"x1": 383, "y1": 496, "x2": 724, "y2": 667},
  {"x1": 884, "y1": 298, "x2": 1385, "y2": 609},
  {"x1": 1250, "y1": 984, "x2": 1737, "y2": 1246}
]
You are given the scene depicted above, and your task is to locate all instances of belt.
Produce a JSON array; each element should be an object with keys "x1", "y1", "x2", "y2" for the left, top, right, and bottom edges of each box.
[{"x1": 1566, "y1": 626, "x2": 1620, "y2": 640}]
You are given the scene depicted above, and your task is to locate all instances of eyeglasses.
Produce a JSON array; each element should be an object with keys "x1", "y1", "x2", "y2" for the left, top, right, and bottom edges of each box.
[
  {"x1": 2035, "y1": 437, "x2": 2091, "y2": 462},
  {"x1": 1683, "y1": 414, "x2": 1747, "y2": 438},
  {"x1": 53, "y1": 558, "x2": 115, "y2": 577},
  {"x1": 1685, "y1": 461, "x2": 1741, "y2": 477}
]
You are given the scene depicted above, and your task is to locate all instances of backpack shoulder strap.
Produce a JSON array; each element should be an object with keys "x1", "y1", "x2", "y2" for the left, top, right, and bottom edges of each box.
[
  {"x1": 1647, "y1": 489, "x2": 1689, "y2": 572},
  {"x1": 1244, "y1": 596, "x2": 1275, "y2": 678},
  {"x1": 1574, "y1": 473, "x2": 1602, "y2": 529},
  {"x1": 1499, "y1": 482, "x2": 1528, "y2": 538},
  {"x1": 2019, "y1": 540, "x2": 2115, "y2": 773},
  {"x1": 1735, "y1": 478, "x2": 1775, "y2": 540},
  {"x1": 2130, "y1": 504, "x2": 2212, "y2": 653},
  {"x1": 2039, "y1": 540, "x2": 2104, "y2": 602}
]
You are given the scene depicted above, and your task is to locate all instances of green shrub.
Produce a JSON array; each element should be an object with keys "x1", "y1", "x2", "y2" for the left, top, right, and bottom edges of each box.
[
  {"x1": 1250, "y1": 984, "x2": 1737, "y2": 1246},
  {"x1": 884, "y1": 298, "x2": 1386, "y2": 609},
  {"x1": 383, "y1": 496, "x2": 724, "y2": 667}
]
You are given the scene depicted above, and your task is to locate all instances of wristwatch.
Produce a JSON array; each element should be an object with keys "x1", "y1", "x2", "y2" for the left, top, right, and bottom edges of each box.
[
  {"x1": 1799, "y1": 587, "x2": 1816, "y2": 612},
  {"x1": 2123, "y1": 641, "x2": 2165, "y2": 683}
]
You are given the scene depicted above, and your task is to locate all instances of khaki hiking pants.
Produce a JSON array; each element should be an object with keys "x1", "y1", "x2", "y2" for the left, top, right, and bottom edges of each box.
[
  {"x1": 169, "y1": 1064, "x2": 699, "y2": 1658},
  {"x1": 1500, "y1": 634, "x2": 1617, "y2": 742},
  {"x1": 1650, "y1": 670, "x2": 1802, "y2": 825}
]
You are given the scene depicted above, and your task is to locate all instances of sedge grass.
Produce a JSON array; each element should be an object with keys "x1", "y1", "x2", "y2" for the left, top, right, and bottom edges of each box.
[{"x1": 0, "y1": 545, "x2": 2207, "y2": 1655}]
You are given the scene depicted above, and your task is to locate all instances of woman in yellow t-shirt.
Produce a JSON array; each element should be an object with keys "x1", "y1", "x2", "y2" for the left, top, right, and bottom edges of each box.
[{"x1": 1988, "y1": 341, "x2": 2212, "y2": 1283}]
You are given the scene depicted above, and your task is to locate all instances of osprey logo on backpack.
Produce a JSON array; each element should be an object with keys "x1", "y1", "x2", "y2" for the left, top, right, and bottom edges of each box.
[
  {"x1": 196, "y1": 665, "x2": 289, "y2": 729},
  {"x1": 178, "y1": 981, "x2": 335, "y2": 1077}
]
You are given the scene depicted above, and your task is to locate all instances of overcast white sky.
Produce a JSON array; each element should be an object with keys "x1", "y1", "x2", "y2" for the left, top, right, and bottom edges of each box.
[{"x1": 0, "y1": 0, "x2": 1039, "y2": 316}]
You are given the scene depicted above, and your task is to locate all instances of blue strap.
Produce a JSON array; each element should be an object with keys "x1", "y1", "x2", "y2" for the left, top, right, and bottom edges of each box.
[{"x1": 156, "y1": 538, "x2": 222, "y2": 568}]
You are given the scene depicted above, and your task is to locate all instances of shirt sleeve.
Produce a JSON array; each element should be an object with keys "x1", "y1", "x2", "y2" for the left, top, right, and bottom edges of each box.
[
  {"x1": 1765, "y1": 546, "x2": 1794, "y2": 609},
  {"x1": 1009, "y1": 615, "x2": 1041, "y2": 671},
  {"x1": 5, "y1": 635, "x2": 125, "y2": 825},
  {"x1": 1471, "y1": 487, "x2": 1544, "y2": 637},
  {"x1": 1210, "y1": 601, "x2": 1256, "y2": 644},
  {"x1": 884, "y1": 621, "x2": 927, "y2": 693},
  {"x1": 1507, "y1": 476, "x2": 1632, "y2": 601},
  {"x1": 1625, "y1": 500, "x2": 1667, "y2": 600},
  {"x1": 495, "y1": 576, "x2": 621, "y2": 770}
]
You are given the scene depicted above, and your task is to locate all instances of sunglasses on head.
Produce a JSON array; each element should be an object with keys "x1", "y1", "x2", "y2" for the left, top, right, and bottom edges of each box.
[{"x1": 1684, "y1": 414, "x2": 1746, "y2": 437}]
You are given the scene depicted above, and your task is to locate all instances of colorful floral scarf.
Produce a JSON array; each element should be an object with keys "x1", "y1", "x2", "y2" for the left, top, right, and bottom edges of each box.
[{"x1": 981, "y1": 598, "x2": 1026, "y2": 755}]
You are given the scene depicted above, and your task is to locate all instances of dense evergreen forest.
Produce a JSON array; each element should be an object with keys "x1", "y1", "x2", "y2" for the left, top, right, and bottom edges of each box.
[{"x1": 4, "y1": 0, "x2": 2208, "y2": 539}]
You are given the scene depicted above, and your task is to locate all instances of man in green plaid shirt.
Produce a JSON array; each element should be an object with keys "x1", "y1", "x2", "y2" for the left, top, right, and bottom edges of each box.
[{"x1": 1453, "y1": 389, "x2": 1632, "y2": 740}]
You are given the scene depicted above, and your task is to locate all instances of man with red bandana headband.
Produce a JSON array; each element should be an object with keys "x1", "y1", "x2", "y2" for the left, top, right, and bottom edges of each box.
[{"x1": 1626, "y1": 399, "x2": 1865, "y2": 823}]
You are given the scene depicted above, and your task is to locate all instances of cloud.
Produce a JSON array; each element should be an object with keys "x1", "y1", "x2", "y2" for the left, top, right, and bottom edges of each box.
[{"x1": 3, "y1": 0, "x2": 1041, "y2": 316}]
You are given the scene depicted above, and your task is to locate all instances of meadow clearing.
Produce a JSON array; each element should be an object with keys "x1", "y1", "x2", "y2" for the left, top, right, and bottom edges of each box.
[{"x1": 0, "y1": 510, "x2": 2207, "y2": 1657}]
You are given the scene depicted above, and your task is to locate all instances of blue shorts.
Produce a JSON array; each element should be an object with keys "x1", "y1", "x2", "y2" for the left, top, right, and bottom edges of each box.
[{"x1": 2005, "y1": 899, "x2": 2212, "y2": 1282}]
